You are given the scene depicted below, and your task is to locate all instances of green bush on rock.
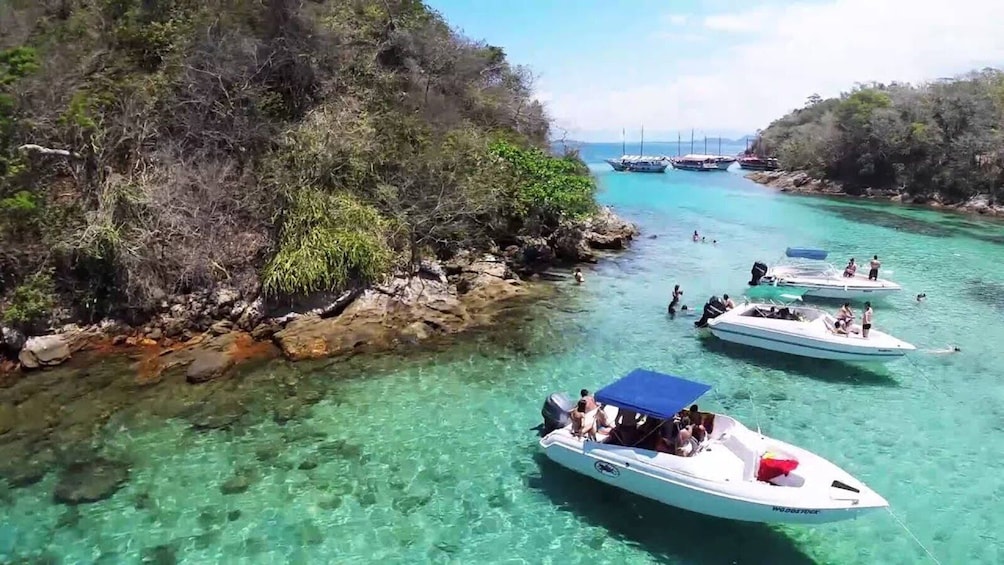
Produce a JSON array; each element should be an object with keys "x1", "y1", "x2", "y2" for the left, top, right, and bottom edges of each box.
[
  {"x1": 2, "y1": 271, "x2": 56, "y2": 331},
  {"x1": 262, "y1": 190, "x2": 392, "y2": 296}
]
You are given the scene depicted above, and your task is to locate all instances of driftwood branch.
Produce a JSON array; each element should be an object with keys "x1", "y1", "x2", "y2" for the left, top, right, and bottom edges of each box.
[{"x1": 18, "y1": 144, "x2": 81, "y2": 159}]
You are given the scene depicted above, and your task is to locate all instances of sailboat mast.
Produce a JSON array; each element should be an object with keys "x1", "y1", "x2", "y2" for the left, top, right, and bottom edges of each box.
[
  {"x1": 621, "y1": 128, "x2": 625, "y2": 156},
  {"x1": 704, "y1": 136, "x2": 707, "y2": 154},
  {"x1": 677, "y1": 131, "x2": 681, "y2": 156},
  {"x1": 718, "y1": 136, "x2": 722, "y2": 156},
  {"x1": 690, "y1": 129, "x2": 694, "y2": 153},
  {"x1": 640, "y1": 126, "x2": 644, "y2": 156}
]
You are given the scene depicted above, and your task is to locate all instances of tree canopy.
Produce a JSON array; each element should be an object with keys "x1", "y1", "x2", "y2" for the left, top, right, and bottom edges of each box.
[
  {"x1": 754, "y1": 69, "x2": 1004, "y2": 201},
  {"x1": 0, "y1": 0, "x2": 596, "y2": 328}
]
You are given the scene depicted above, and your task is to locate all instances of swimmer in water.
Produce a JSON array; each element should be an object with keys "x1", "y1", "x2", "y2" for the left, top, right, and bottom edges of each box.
[
  {"x1": 927, "y1": 345, "x2": 961, "y2": 354},
  {"x1": 916, "y1": 293, "x2": 927, "y2": 302},
  {"x1": 574, "y1": 267, "x2": 584, "y2": 285},
  {"x1": 692, "y1": 230, "x2": 699, "y2": 242}
]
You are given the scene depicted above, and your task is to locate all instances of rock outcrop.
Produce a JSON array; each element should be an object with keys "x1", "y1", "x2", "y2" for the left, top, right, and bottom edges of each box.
[
  {"x1": 747, "y1": 170, "x2": 1004, "y2": 216},
  {"x1": 273, "y1": 255, "x2": 525, "y2": 361},
  {"x1": 0, "y1": 207, "x2": 638, "y2": 374},
  {"x1": 18, "y1": 335, "x2": 71, "y2": 369}
]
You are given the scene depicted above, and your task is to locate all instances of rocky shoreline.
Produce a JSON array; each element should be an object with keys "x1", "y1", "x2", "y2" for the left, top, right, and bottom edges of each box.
[
  {"x1": 746, "y1": 170, "x2": 1004, "y2": 217},
  {"x1": 0, "y1": 207, "x2": 639, "y2": 384}
]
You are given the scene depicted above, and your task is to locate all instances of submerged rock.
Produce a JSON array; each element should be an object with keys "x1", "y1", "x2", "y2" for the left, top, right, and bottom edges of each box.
[
  {"x1": 53, "y1": 458, "x2": 129, "y2": 505},
  {"x1": 185, "y1": 350, "x2": 234, "y2": 383},
  {"x1": 18, "y1": 335, "x2": 71, "y2": 370}
]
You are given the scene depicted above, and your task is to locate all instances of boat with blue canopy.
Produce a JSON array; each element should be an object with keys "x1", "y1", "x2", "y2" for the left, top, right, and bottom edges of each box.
[
  {"x1": 748, "y1": 247, "x2": 901, "y2": 300},
  {"x1": 538, "y1": 369, "x2": 888, "y2": 524}
]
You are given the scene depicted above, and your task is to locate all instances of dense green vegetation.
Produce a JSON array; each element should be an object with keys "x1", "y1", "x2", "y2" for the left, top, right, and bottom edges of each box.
[
  {"x1": 0, "y1": 0, "x2": 596, "y2": 328},
  {"x1": 754, "y1": 69, "x2": 1004, "y2": 201}
]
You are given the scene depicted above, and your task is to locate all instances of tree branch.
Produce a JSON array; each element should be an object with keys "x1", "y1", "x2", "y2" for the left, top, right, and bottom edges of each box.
[{"x1": 18, "y1": 144, "x2": 81, "y2": 158}]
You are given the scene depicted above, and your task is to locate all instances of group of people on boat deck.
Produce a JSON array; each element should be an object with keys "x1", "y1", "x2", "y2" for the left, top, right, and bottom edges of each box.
[
  {"x1": 569, "y1": 390, "x2": 713, "y2": 457},
  {"x1": 833, "y1": 301, "x2": 874, "y2": 338},
  {"x1": 842, "y1": 256, "x2": 881, "y2": 280}
]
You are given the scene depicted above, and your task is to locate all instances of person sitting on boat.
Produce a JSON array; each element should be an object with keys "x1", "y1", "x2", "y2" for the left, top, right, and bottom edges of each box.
[
  {"x1": 675, "y1": 428, "x2": 695, "y2": 457},
  {"x1": 569, "y1": 399, "x2": 597, "y2": 441},
  {"x1": 837, "y1": 302, "x2": 854, "y2": 324},
  {"x1": 687, "y1": 404, "x2": 701, "y2": 425},
  {"x1": 580, "y1": 389, "x2": 597, "y2": 411},
  {"x1": 722, "y1": 294, "x2": 736, "y2": 310},
  {"x1": 691, "y1": 424, "x2": 708, "y2": 451},
  {"x1": 843, "y1": 258, "x2": 857, "y2": 278}
]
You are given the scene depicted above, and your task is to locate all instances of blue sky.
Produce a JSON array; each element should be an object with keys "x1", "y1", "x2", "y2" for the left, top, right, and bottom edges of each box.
[{"x1": 426, "y1": 0, "x2": 1004, "y2": 142}]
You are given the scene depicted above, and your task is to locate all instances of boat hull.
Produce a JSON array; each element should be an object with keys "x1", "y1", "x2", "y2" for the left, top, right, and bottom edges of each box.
[
  {"x1": 707, "y1": 322, "x2": 909, "y2": 362},
  {"x1": 539, "y1": 432, "x2": 885, "y2": 524},
  {"x1": 758, "y1": 280, "x2": 901, "y2": 299}
]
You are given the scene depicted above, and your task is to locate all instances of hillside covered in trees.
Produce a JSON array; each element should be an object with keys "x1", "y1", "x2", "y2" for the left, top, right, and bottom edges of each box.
[
  {"x1": 753, "y1": 69, "x2": 1004, "y2": 203},
  {"x1": 0, "y1": 0, "x2": 598, "y2": 334}
]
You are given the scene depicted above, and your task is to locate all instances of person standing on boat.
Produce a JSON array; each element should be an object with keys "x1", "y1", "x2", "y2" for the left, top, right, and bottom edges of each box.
[
  {"x1": 843, "y1": 258, "x2": 857, "y2": 277},
  {"x1": 668, "y1": 284, "x2": 683, "y2": 318},
  {"x1": 862, "y1": 302, "x2": 873, "y2": 338},
  {"x1": 868, "y1": 255, "x2": 881, "y2": 280}
]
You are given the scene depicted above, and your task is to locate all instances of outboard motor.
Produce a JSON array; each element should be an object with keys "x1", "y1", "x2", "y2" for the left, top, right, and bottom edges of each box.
[
  {"x1": 695, "y1": 295, "x2": 727, "y2": 328},
  {"x1": 541, "y1": 392, "x2": 574, "y2": 434},
  {"x1": 749, "y1": 261, "x2": 768, "y2": 286}
]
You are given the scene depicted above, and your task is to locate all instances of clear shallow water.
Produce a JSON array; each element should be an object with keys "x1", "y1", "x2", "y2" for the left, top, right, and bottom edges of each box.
[{"x1": 3, "y1": 147, "x2": 1004, "y2": 564}]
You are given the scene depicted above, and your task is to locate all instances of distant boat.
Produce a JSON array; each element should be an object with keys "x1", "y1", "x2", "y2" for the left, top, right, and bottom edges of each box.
[
  {"x1": 607, "y1": 126, "x2": 669, "y2": 173},
  {"x1": 738, "y1": 156, "x2": 780, "y2": 171},
  {"x1": 605, "y1": 155, "x2": 670, "y2": 173},
  {"x1": 670, "y1": 154, "x2": 732, "y2": 172}
]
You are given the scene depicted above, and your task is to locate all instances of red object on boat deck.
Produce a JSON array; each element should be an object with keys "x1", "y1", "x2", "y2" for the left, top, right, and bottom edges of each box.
[{"x1": 757, "y1": 454, "x2": 799, "y2": 482}]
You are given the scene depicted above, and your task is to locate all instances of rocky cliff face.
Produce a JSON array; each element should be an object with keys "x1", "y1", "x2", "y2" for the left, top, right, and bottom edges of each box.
[
  {"x1": 0, "y1": 207, "x2": 639, "y2": 377},
  {"x1": 746, "y1": 170, "x2": 1004, "y2": 216}
]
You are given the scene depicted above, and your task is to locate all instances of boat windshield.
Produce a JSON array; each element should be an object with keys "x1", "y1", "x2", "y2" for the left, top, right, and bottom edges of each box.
[{"x1": 772, "y1": 259, "x2": 840, "y2": 278}]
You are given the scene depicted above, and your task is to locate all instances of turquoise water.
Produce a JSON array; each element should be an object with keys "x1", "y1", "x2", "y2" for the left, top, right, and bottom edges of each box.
[{"x1": 3, "y1": 146, "x2": 1004, "y2": 564}]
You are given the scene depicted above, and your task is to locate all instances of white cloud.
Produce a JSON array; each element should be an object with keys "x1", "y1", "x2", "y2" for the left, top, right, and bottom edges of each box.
[
  {"x1": 702, "y1": 7, "x2": 775, "y2": 33},
  {"x1": 545, "y1": 0, "x2": 1004, "y2": 140},
  {"x1": 665, "y1": 14, "x2": 689, "y2": 25}
]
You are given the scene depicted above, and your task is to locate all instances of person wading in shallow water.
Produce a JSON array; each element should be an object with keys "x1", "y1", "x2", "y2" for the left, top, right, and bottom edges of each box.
[
  {"x1": 668, "y1": 284, "x2": 683, "y2": 318},
  {"x1": 574, "y1": 268, "x2": 584, "y2": 285}
]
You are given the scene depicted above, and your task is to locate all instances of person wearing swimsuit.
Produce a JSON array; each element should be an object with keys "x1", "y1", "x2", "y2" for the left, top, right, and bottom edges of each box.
[
  {"x1": 868, "y1": 255, "x2": 881, "y2": 281},
  {"x1": 668, "y1": 284, "x2": 683, "y2": 318},
  {"x1": 843, "y1": 258, "x2": 857, "y2": 277},
  {"x1": 862, "y1": 301, "x2": 873, "y2": 338}
]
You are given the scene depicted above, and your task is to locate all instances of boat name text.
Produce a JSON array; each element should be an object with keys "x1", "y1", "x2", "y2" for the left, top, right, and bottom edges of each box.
[{"x1": 771, "y1": 506, "x2": 820, "y2": 514}]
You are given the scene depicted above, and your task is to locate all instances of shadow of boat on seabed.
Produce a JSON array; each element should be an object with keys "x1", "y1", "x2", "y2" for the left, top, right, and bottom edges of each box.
[
  {"x1": 526, "y1": 453, "x2": 817, "y2": 564},
  {"x1": 698, "y1": 336, "x2": 901, "y2": 387}
]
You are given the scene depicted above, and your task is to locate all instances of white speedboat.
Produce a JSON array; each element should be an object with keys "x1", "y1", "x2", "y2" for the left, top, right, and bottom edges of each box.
[
  {"x1": 749, "y1": 248, "x2": 901, "y2": 299},
  {"x1": 539, "y1": 369, "x2": 888, "y2": 524},
  {"x1": 704, "y1": 296, "x2": 915, "y2": 362}
]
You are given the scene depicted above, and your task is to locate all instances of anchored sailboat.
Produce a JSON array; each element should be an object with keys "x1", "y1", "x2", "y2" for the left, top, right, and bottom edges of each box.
[{"x1": 605, "y1": 126, "x2": 669, "y2": 173}]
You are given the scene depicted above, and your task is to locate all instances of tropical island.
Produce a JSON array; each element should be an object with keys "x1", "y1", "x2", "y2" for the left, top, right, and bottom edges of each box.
[
  {"x1": 0, "y1": 0, "x2": 637, "y2": 377},
  {"x1": 747, "y1": 69, "x2": 1004, "y2": 216}
]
